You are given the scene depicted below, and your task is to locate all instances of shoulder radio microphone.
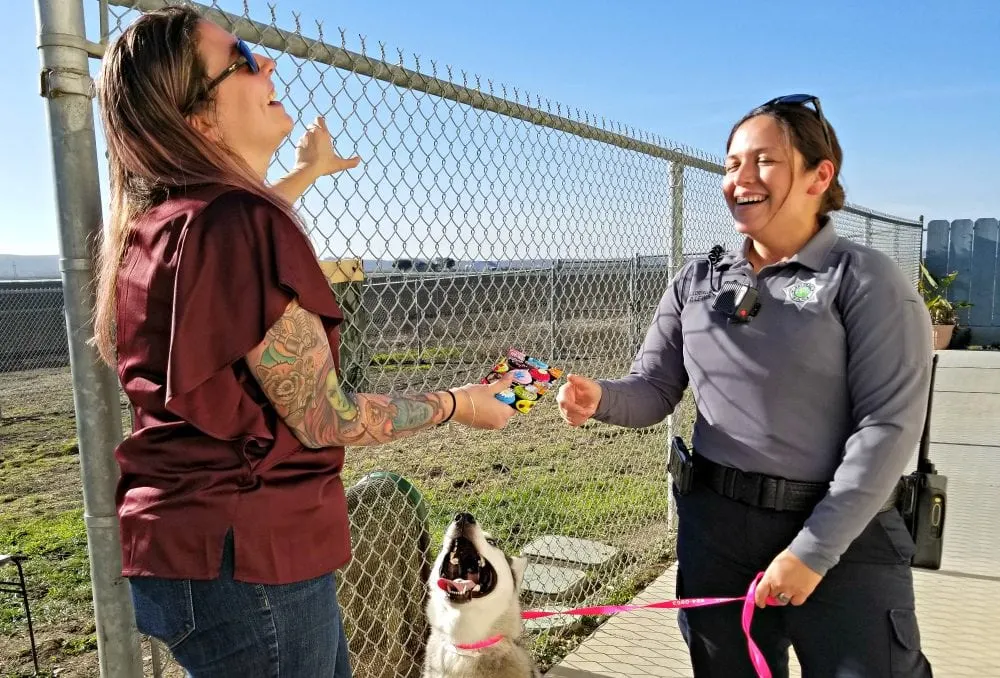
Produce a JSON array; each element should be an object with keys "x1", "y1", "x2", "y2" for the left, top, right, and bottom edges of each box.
[{"x1": 707, "y1": 245, "x2": 760, "y2": 323}]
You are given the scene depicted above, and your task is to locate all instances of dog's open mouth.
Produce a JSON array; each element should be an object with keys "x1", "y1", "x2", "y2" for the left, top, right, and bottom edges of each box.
[{"x1": 436, "y1": 535, "x2": 497, "y2": 603}]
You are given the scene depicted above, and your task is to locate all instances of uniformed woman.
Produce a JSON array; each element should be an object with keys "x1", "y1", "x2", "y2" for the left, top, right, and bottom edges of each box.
[{"x1": 556, "y1": 95, "x2": 935, "y2": 677}]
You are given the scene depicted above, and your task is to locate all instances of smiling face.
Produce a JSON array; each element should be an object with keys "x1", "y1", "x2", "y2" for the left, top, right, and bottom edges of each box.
[
  {"x1": 189, "y1": 20, "x2": 293, "y2": 175},
  {"x1": 723, "y1": 114, "x2": 835, "y2": 242}
]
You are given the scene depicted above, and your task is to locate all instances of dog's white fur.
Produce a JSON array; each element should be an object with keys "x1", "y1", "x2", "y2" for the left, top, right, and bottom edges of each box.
[{"x1": 423, "y1": 515, "x2": 541, "y2": 678}]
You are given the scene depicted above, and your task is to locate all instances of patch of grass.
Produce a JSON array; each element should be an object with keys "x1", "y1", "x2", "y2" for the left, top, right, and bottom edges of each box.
[
  {"x1": 371, "y1": 346, "x2": 463, "y2": 366},
  {"x1": 60, "y1": 633, "x2": 98, "y2": 657},
  {"x1": 419, "y1": 467, "x2": 670, "y2": 554},
  {"x1": 376, "y1": 362, "x2": 434, "y2": 372},
  {"x1": 532, "y1": 627, "x2": 601, "y2": 673},
  {"x1": 0, "y1": 367, "x2": 110, "y2": 675},
  {"x1": 0, "y1": 509, "x2": 94, "y2": 634},
  {"x1": 342, "y1": 407, "x2": 673, "y2": 555}
]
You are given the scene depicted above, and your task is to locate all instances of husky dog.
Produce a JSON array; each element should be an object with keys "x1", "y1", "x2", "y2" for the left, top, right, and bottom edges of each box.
[{"x1": 423, "y1": 513, "x2": 541, "y2": 678}]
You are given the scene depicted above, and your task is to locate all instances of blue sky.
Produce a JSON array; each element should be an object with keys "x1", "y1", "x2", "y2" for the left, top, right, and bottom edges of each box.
[{"x1": 5, "y1": 0, "x2": 999, "y2": 259}]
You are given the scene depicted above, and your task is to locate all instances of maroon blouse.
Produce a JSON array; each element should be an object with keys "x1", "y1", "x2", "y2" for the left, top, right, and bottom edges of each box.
[{"x1": 114, "y1": 184, "x2": 350, "y2": 584}]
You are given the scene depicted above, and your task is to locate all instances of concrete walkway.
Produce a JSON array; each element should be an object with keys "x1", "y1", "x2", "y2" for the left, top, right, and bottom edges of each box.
[{"x1": 547, "y1": 350, "x2": 1000, "y2": 677}]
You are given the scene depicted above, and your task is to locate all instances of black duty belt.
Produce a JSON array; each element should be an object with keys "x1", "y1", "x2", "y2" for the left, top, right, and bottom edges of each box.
[{"x1": 693, "y1": 455, "x2": 899, "y2": 513}]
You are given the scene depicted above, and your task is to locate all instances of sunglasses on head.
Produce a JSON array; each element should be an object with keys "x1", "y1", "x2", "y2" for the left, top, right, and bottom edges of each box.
[
  {"x1": 759, "y1": 93, "x2": 832, "y2": 149},
  {"x1": 184, "y1": 38, "x2": 259, "y2": 114}
]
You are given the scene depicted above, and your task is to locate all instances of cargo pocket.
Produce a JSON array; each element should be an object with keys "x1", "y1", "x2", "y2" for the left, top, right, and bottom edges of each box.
[
  {"x1": 889, "y1": 608, "x2": 928, "y2": 677},
  {"x1": 129, "y1": 576, "x2": 196, "y2": 650}
]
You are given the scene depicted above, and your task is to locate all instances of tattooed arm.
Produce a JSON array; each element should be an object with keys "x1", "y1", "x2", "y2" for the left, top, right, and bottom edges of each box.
[{"x1": 245, "y1": 297, "x2": 462, "y2": 448}]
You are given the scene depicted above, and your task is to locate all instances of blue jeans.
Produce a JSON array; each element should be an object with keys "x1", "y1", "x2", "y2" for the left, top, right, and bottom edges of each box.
[{"x1": 129, "y1": 532, "x2": 352, "y2": 677}]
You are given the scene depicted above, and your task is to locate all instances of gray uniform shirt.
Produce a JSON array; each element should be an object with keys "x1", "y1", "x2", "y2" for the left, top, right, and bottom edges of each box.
[{"x1": 593, "y1": 219, "x2": 933, "y2": 575}]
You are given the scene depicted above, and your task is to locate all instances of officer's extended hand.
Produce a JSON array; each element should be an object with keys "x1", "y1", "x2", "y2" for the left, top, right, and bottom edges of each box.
[
  {"x1": 755, "y1": 548, "x2": 823, "y2": 608},
  {"x1": 557, "y1": 374, "x2": 602, "y2": 426}
]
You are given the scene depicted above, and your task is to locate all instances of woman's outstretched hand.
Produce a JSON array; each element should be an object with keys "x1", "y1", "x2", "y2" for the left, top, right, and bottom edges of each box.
[
  {"x1": 450, "y1": 373, "x2": 518, "y2": 430},
  {"x1": 272, "y1": 116, "x2": 361, "y2": 204},
  {"x1": 556, "y1": 374, "x2": 602, "y2": 426},
  {"x1": 294, "y1": 116, "x2": 361, "y2": 178}
]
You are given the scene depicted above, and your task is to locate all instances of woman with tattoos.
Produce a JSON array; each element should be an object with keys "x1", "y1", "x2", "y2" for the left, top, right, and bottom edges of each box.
[{"x1": 90, "y1": 8, "x2": 516, "y2": 677}]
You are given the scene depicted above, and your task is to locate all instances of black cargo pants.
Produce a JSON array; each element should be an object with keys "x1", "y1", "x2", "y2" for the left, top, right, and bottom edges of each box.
[{"x1": 673, "y1": 480, "x2": 934, "y2": 678}]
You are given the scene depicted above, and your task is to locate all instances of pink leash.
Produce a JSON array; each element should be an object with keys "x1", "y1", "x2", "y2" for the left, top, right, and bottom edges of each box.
[{"x1": 453, "y1": 571, "x2": 775, "y2": 678}]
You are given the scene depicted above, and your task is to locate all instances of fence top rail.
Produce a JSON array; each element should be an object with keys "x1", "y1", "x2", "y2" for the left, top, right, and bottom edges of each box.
[
  {"x1": 840, "y1": 204, "x2": 923, "y2": 229},
  {"x1": 105, "y1": 0, "x2": 725, "y2": 173}
]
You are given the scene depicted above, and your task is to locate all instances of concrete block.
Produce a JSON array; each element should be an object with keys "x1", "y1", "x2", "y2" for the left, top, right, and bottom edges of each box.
[
  {"x1": 522, "y1": 562, "x2": 588, "y2": 601},
  {"x1": 522, "y1": 535, "x2": 621, "y2": 571}
]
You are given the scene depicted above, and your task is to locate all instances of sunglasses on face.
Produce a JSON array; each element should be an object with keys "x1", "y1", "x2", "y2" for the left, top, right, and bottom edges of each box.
[
  {"x1": 184, "y1": 38, "x2": 259, "y2": 114},
  {"x1": 204, "y1": 38, "x2": 260, "y2": 93},
  {"x1": 760, "y1": 93, "x2": 833, "y2": 150}
]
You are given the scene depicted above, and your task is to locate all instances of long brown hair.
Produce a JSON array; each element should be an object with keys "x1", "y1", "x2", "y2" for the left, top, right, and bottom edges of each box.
[{"x1": 91, "y1": 5, "x2": 299, "y2": 365}]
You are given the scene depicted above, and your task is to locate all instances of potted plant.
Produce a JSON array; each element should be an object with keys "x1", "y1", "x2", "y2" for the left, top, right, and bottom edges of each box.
[{"x1": 918, "y1": 261, "x2": 971, "y2": 350}]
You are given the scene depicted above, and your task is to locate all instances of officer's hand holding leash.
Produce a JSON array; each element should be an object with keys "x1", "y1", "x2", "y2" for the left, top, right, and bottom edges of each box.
[
  {"x1": 753, "y1": 548, "x2": 823, "y2": 608},
  {"x1": 556, "y1": 374, "x2": 602, "y2": 426}
]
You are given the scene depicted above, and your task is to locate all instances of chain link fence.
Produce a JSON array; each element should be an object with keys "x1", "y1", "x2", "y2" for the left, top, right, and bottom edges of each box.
[
  {"x1": 0, "y1": 281, "x2": 69, "y2": 376},
  {"x1": 4, "y1": 0, "x2": 924, "y2": 675}
]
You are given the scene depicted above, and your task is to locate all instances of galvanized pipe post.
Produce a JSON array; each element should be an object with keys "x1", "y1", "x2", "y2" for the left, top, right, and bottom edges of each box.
[
  {"x1": 666, "y1": 159, "x2": 685, "y2": 534},
  {"x1": 669, "y1": 161, "x2": 685, "y2": 277},
  {"x1": 917, "y1": 214, "x2": 926, "y2": 288},
  {"x1": 34, "y1": 0, "x2": 143, "y2": 675}
]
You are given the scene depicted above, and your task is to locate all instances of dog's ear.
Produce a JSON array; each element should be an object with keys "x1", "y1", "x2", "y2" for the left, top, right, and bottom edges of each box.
[{"x1": 509, "y1": 556, "x2": 528, "y2": 588}]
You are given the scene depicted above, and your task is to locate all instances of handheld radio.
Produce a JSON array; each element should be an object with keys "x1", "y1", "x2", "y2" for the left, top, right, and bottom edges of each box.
[{"x1": 898, "y1": 353, "x2": 947, "y2": 570}]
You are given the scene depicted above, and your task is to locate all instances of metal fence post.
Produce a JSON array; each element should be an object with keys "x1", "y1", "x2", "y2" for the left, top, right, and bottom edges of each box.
[
  {"x1": 320, "y1": 259, "x2": 369, "y2": 393},
  {"x1": 667, "y1": 160, "x2": 685, "y2": 535},
  {"x1": 414, "y1": 279, "x2": 426, "y2": 361},
  {"x1": 549, "y1": 259, "x2": 563, "y2": 361},
  {"x1": 669, "y1": 161, "x2": 685, "y2": 277},
  {"x1": 919, "y1": 214, "x2": 926, "y2": 260},
  {"x1": 332, "y1": 278, "x2": 370, "y2": 393},
  {"x1": 34, "y1": 0, "x2": 144, "y2": 675},
  {"x1": 893, "y1": 218, "x2": 901, "y2": 264},
  {"x1": 628, "y1": 253, "x2": 639, "y2": 355},
  {"x1": 917, "y1": 214, "x2": 926, "y2": 288}
]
